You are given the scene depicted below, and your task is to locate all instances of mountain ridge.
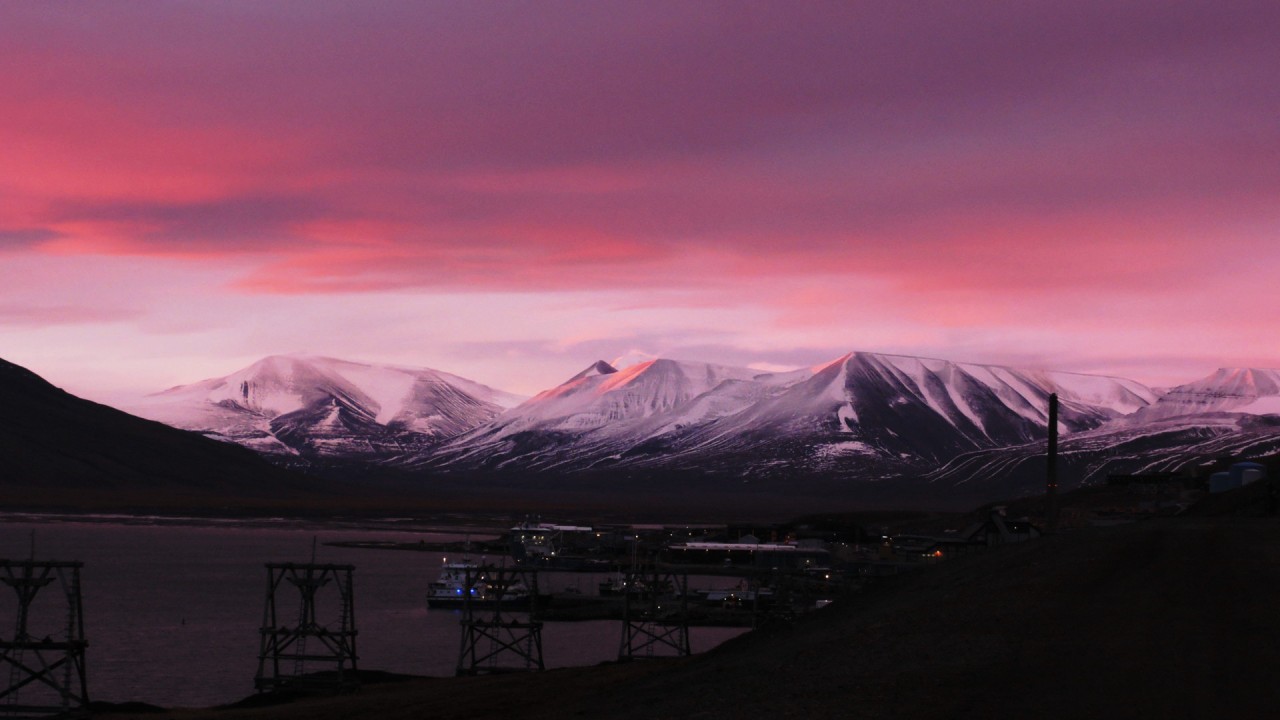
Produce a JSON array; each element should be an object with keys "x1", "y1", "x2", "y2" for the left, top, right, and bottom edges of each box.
[
  {"x1": 112, "y1": 351, "x2": 1280, "y2": 507},
  {"x1": 417, "y1": 351, "x2": 1164, "y2": 480}
]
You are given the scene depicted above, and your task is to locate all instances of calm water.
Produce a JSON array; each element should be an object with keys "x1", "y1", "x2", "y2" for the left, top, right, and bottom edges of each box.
[{"x1": 0, "y1": 518, "x2": 745, "y2": 708}]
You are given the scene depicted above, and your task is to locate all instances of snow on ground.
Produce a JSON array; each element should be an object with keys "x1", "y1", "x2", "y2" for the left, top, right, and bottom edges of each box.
[
  {"x1": 813, "y1": 441, "x2": 879, "y2": 458},
  {"x1": 837, "y1": 403, "x2": 858, "y2": 430},
  {"x1": 318, "y1": 359, "x2": 417, "y2": 425},
  {"x1": 1241, "y1": 396, "x2": 1280, "y2": 415}
]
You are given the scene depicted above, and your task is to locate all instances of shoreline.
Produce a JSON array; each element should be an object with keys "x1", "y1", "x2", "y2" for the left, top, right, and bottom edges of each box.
[{"x1": 0, "y1": 510, "x2": 514, "y2": 536}]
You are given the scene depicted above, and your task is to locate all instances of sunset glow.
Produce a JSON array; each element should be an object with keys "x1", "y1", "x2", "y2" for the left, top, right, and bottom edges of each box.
[{"x1": 3, "y1": 1, "x2": 1278, "y2": 402}]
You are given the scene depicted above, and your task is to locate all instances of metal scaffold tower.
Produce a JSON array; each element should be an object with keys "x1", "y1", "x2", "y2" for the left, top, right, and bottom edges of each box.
[
  {"x1": 455, "y1": 565, "x2": 544, "y2": 676},
  {"x1": 617, "y1": 567, "x2": 690, "y2": 660},
  {"x1": 0, "y1": 560, "x2": 89, "y2": 719},
  {"x1": 255, "y1": 563, "x2": 358, "y2": 694}
]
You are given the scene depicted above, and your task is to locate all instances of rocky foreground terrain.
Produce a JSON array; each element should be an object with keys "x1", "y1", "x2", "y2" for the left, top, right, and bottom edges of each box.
[{"x1": 101, "y1": 509, "x2": 1280, "y2": 719}]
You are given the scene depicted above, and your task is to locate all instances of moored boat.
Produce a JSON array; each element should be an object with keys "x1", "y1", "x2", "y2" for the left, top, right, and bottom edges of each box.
[{"x1": 426, "y1": 560, "x2": 535, "y2": 609}]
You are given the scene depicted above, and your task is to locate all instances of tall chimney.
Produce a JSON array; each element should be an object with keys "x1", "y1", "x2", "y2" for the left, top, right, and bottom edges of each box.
[{"x1": 1046, "y1": 393, "x2": 1059, "y2": 531}]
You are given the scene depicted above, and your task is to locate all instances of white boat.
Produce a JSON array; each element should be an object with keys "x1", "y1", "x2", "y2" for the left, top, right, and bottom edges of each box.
[{"x1": 426, "y1": 560, "x2": 533, "y2": 609}]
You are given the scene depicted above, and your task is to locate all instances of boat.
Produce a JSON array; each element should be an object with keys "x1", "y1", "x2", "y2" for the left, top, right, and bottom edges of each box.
[{"x1": 426, "y1": 560, "x2": 534, "y2": 609}]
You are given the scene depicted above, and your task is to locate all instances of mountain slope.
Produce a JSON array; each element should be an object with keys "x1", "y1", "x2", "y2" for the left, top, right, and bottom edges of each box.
[{"x1": 128, "y1": 355, "x2": 523, "y2": 462}]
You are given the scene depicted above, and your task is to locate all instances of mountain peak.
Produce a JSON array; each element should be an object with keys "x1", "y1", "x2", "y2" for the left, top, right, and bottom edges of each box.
[
  {"x1": 1209, "y1": 367, "x2": 1280, "y2": 390},
  {"x1": 569, "y1": 360, "x2": 619, "y2": 382},
  {"x1": 610, "y1": 351, "x2": 658, "y2": 369}
]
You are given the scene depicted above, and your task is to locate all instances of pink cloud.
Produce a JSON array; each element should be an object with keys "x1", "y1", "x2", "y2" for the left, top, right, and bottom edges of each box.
[
  {"x1": 0, "y1": 227, "x2": 62, "y2": 250},
  {"x1": 2, "y1": 1, "x2": 1279, "y2": 393},
  {"x1": 5, "y1": 2, "x2": 1274, "y2": 282},
  {"x1": 0, "y1": 304, "x2": 141, "y2": 326}
]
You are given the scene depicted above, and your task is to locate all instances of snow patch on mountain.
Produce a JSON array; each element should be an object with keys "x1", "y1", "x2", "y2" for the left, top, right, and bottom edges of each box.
[{"x1": 813, "y1": 441, "x2": 878, "y2": 458}]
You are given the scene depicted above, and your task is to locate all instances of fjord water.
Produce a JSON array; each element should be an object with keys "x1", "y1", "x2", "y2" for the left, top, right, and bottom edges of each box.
[{"x1": 0, "y1": 519, "x2": 743, "y2": 708}]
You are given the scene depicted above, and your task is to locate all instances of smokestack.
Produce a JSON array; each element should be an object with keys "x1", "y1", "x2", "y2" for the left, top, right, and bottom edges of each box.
[{"x1": 1046, "y1": 393, "x2": 1059, "y2": 532}]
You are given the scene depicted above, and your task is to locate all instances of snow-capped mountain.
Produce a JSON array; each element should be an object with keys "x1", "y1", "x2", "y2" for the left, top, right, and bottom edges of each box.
[
  {"x1": 906, "y1": 365, "x2": 1280, "y2": 505},
  {"x1": 497, "y1": 358, "x2": 766, "y2": 432},
  {"x1": 419, "y1": 352, "x2": 1159, "y2": 476},
  {"x1": 126, "y1": 350, "x2": 1280, "y2": 507},
  {"x1": 128, "y1": 355, "x2": 524, "y2": 461},
  {"x1": 677, "y1": 351, "x2": 1158, "y2": 461},
  {"x1": 423, "y1": 357, "x2": 783, "y2": 471},
  {"x1": 1125, "y1": 368, "x2": 1280, "y2": 423}
]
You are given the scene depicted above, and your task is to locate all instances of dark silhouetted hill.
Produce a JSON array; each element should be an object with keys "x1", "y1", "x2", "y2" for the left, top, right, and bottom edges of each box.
[{"x1": 0, "y1": 357, "x2": 325, "y2": 510}]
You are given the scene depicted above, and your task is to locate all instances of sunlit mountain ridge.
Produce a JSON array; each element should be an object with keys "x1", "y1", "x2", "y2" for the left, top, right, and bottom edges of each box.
[{"x1": 114, "y1": 351, "x2": 1280, "y2": 506}]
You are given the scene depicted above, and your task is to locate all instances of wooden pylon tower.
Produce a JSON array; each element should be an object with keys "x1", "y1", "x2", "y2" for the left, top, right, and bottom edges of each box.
[
  {"x1": 0, "y1": 560, "x2": 89, "y2": 719},
  {"x1": 255, "y1": 563, "x2": 358, "y2": 694},
  {"x1": 455, "y1": 565, "x2": 544, "y2": 676}
]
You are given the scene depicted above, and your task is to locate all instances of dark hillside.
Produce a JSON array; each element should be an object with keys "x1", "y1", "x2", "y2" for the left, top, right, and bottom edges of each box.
[{"x1": 0, "y1": 357, "x2": 322, "y2": 509}]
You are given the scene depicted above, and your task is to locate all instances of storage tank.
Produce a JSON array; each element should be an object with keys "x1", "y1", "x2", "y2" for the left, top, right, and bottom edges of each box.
[
  {"x1": 1209, "y1": 471, "x2": 1238, "y2": 494},
  {"x1": 1230, "y1": 461, "x2": 1267, "y2": 486}
]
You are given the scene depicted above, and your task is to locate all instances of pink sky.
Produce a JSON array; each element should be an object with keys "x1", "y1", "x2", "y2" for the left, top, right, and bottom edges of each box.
[{"x1": 2, "y1": 1, "x2": 1278, "y2": 403}]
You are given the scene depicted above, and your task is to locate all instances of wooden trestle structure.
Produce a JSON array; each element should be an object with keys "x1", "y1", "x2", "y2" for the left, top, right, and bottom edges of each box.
[
  {"x1": 455, "y1": 565, "x2": 544, "y2": 675},
  {"x1": 618, "y1": 567, "x2": 690, "y2": 660},
  {"x1": 0, "y1": 560, "x2": 89, "y2": 719},
  {"x1": 255, "y1": 563, "x2": 358, "y2": 694}
]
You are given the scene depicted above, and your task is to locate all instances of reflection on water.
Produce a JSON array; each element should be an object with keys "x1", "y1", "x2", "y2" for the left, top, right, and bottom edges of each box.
[{"x1": 0, "y1": 519, "x2": 745, "y2": 708}]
